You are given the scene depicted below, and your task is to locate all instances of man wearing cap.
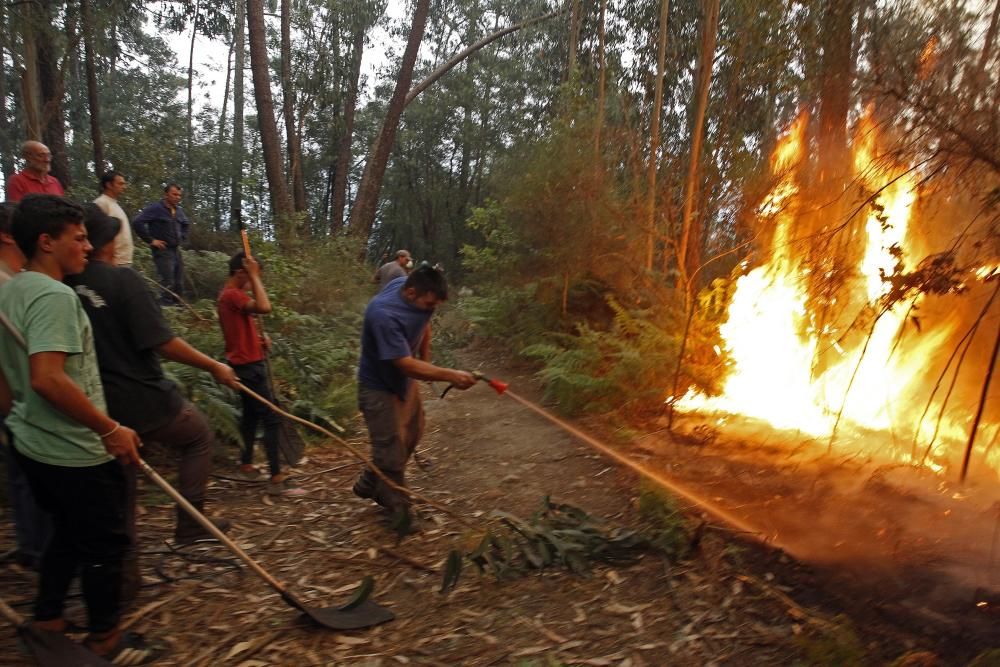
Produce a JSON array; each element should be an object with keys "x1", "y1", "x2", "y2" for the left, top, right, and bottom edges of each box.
[{"x1": 373, "y1": 250, "x2": 412, "y2": 290}]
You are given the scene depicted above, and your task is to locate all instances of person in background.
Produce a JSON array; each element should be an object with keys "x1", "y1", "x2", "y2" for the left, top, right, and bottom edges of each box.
[
  {"x1": 352, "y1": 266, "x2": 476, "y2": 529},
  {"x1": 6, "y1": 141, "x2": 64, "y2": 202},
  {"x1": 218, "y1": 251, "x2": 305, "y2": 497},
  {"x1": 93, "y1": 171, "x2": 133, "y2": 266},
  {"x1": 0, "y1": 201, "x2": 52, "y2": 570},
  {"x1": 132, "y1": 183, "x2": 189, "y2": 304},
  {"x1": 0, "y1": 195, "x2": 161, "y2": 664},
  {"x1": 373, "y1": 249, "x2": 412, "y2": 290}
]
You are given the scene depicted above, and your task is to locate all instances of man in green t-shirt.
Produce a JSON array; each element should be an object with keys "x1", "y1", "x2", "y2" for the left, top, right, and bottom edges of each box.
[{"x1": 0, "y1": 195, "x2": 159, "y2": 664}]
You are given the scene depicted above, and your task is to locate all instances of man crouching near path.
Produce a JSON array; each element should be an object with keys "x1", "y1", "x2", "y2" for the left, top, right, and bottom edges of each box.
[
  {"x1": 352, "y1": 266, "x2": 476, "y2": 528},
  {"x1": 0, "y1": 195, "x2": 162, "y2": 664}
]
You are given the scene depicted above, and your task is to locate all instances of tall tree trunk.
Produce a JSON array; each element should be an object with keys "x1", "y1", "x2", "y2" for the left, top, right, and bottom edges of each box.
[
  {"x1": 186, "y1": 0, "x2": 200, "y2": 193},
  {"x1": 213, "y1": 38, "x2": 233, "y2": 230},
  {"x1": 594, "y1": 0, "x2": 607, "y2": 158},
  {"x1": 38, "y1": 8, "x2": 69, "y2": 188},
  {"x1": 975, "y1": 0, "x2": 1000, "y2": 81},
  {"x1": 18, "y1": 13, "x2": 43, "y2": 141},
  {"x1": 230, "y1": 0, "x2": 245, "y2": 230},
  {"x1": 645, "y1": 0, "x2": 669, "y2": 274},
  {"x1": 349, "y1": 0, "x2": 430, "y2": 247},
  {"x1": 567, "y1": 0, "x2": 581, "y2": 77},
  {"x1": 677, "y1": 0, "x2": 720, "y2": 296},
  {"x1": 0, "y1": 0, "x2": 15, "y2": 180},
  {"x1": 247, "y1": 0, "x2": 295, "y2": 237},
  {"x1": 80, "y1": 0, "x2": 103, "y2": 177},
  {"x1": 281, "y1": 0, "x2": 306, "y2": 212},
  {"x1": 816, "y1": 0, "x2": 854, "y2": 189},
  {"x1": 331, "y1": 22, "x2": 365, "y2": 234}
]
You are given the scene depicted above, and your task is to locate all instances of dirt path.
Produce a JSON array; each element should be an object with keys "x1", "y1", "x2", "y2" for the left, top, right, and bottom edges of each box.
[{"x1": 0, "y1": 346, "x2": 994, "y2": 665}]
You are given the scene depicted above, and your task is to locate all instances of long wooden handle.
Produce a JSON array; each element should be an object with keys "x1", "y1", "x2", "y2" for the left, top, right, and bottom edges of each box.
[
  {"x1": 138, "y1": 459, "x2": 294, "y2": 600},
  {"x1": 0, "y1": 597, "x2": 25, "y2": 627}
]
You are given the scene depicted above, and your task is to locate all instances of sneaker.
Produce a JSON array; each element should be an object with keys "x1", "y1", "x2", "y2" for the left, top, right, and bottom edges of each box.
[
  {"x1": 174, "y1": 515, "x2": 231, "y2": 545},
  {"x1": 266, "y1": 479, "x2": 307, "y2": 497}
]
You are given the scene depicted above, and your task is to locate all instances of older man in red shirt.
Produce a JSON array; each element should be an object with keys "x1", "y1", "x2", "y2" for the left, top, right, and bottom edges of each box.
[{"x1": 6, "y1": 141, "x2": 64, "y2": 202}]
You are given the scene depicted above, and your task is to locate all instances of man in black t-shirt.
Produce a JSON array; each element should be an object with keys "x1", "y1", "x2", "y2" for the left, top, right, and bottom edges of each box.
[{"x1": 65, "y1": 206, "x2": 239, "y2": 554}]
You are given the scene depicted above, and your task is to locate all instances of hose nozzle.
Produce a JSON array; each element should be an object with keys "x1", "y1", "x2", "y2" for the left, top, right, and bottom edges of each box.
[{"x1": 473, "y1": 371, "x2": 508, "y2": 395}]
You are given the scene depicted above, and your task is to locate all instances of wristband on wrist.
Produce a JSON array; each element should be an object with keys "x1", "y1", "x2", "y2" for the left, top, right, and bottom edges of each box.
[{"x1": 99, "y1": 422, "x2": 120, "y2": 439}]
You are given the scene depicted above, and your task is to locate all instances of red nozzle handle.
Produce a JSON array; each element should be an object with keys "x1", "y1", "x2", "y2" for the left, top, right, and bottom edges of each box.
[{"x1": 473, "y1": 371, "x2": 508, "y2": 395}]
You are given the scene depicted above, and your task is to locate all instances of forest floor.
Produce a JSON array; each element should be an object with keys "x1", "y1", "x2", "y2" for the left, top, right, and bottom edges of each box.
[{"x1": 1, "y1": 341, "x2": 999, "y2": 666}]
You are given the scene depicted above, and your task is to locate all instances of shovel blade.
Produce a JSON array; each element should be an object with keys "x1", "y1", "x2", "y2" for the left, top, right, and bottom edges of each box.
[{"x1": 300, "y1": 600, "x2": 395, "y2": 630}]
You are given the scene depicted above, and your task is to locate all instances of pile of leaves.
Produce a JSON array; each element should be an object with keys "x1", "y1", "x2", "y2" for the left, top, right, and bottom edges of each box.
[{"x1": 440, "y1": 496, "x2": 689, "y2": 593}]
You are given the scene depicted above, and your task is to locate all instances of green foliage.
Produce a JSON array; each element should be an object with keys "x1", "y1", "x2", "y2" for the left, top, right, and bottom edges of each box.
[
  {"x1": 440, "y1": 497, "x2": 666, "y2": 593},
  {"x1": 636, "y1": 482, "x2": 691, "y2": 559},
  {"x1": 518, "y1": 295, "x2": 725, "y2": 418},
  {"x1": 793, "y1": 615, "x2": 866, "y2": 667}
]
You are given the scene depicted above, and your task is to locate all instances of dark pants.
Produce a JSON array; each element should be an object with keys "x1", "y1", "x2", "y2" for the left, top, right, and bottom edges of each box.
[
  {"x1": 138, "y1": 402, "x2": 214, "y2": 506},
  {"x1": 233, "y1": 362, "x2": 282, "y2": 476},
  {"x1": 15, "y1": 450, "x2": 129, "y2": 633},
  {"x1": 355, "y1": 383, "x2": 425, "y2": 512},
  {"x1": 3, "y1": 425, "x2": 53, "y2": 562},
  {"x1": 151, "y1": 245, "x2": 183, "y2": 303}
]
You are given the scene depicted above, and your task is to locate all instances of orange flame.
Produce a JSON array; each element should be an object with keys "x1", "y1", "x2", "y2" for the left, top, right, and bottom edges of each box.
[{"x1": 681, "y1": 112, "x2": 962, "y2": 463}]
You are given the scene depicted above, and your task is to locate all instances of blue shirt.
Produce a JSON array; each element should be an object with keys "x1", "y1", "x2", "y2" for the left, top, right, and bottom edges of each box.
[
  {"x1": 358, "y1": 277, "x2": 432, "y2": 398},
  {"x1": 132, "y1": 200, "x2": 190, "y2": 247}
]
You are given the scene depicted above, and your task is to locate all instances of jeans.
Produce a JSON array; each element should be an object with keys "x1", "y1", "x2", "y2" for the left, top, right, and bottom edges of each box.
[
  {"x1": 151, "y1": 245, "x2": 184, "y2": 303},
  {"x1": 15, "y1": 450, "x2": 129, "y2": 633},
  {"x1": 233, "y1": 362, "x2": 282, "y2": 476}
]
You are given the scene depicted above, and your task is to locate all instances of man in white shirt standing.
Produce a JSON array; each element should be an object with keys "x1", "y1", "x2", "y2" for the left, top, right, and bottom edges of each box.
[{"x1": 93, "y1": 171, "x2": 133, "y2": 266}]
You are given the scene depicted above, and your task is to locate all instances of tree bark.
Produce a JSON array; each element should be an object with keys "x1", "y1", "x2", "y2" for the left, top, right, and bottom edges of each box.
[
  {"x1": 18, "y1": 11, "x2": 43, "y2": 142},
  {"x1": 677, "y1": 0, "x2": 720, "y2": 296},
  {"x1": 213, "y1": 38, "x2": 233, "y2": 230},
  {"x1": 349, "y1": 0, "x2": 431, "y2": 246},
  {"x1": 594, "y1": 0, "x2": 607, "y2": 158},
  {"x1": 645, "y1": 0, "x2": 669, "y2": 274},
  {"x1": 0, "y1": 0, "x2": 15, "y2": 180},
  {"x1": 281, "y1": 0, "x2": 306, "y2": 212},
  {"x1": 230, "y1": 0, "x2": 245, "y2": 230},
  {"x1": 38, "y1": 8, "x2": 69, "y2": 188},
  {"x1": 331, "y1": 22, "x2": 365, "y2": 234},
  {"x1": 567, "y1": 0, "x2": 581, "y2": 78},
  {"x1": 186, "y1": 0, "x2": 200, "y2": 192},
  {"x1": 816, "y1": 0, "x2": 854, "y2": 189},
  {"x1": 247, "y1": 0, "x2": 295, "y2": 237},
  {"x1": 80, "y1": 0, "x2": 104, "y2": 177},
  {"x1": 975, "y1": 0, "x2": 1000, "y2": 81}
]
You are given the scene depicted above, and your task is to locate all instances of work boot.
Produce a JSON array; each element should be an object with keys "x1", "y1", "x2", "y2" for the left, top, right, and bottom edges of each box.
[
  {"x1": 352, "y1": 469, "x2": 376, "y2": 500},
  {"x1": 174, "y1": 502, "x2": 230, "y2": 545}
]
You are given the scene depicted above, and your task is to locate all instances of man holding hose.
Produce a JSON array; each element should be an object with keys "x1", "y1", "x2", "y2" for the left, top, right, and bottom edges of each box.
[{"x1": 352, "y1": 265, "x2": 476, "y2": 528}]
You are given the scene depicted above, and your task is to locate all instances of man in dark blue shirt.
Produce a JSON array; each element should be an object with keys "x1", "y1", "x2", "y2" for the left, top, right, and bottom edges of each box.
[
  {"x1": 353, "y1": 267, "x2": 476, "y2": 523},
  {"x1": 132, "y1": 183, "x2": 189, "y2": 304}
]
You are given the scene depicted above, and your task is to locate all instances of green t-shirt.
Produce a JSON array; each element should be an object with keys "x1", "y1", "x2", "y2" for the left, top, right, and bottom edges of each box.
[{"x1": 0, "y1": 271, "x2": 112, "y2": 467}]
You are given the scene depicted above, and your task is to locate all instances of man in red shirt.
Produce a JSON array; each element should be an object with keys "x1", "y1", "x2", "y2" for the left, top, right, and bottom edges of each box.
[
  {"x1": 217, "y1": 252, "x2": 304, "y2": 496},
  {"x1": 6, "y1": 141, "x2": 64, "y2": 202}
]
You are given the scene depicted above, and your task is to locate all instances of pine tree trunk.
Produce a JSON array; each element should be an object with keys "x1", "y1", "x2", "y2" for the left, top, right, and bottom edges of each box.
[
  {"x1": 186, "y1": 0, "x2": 200, "y2": 194},
  {"x1": 247, "y1": 0, "x2": 295, "y2": 237},
  {"x1": 645, "y1": 0, "x2": 669, "y2": 274},
  {"x1": 18, "y1": 13, "x2": 43, "y2": 141},
  {"x1": 816, "y1": 0, "x2": 854, "y2": 189},
  {"x1": 80, "y1": 0, "x2": 104, "y2": 177},
  {"x1": 38, "y1": 13, "x2": 69, "y2": 188},
  {"x1": 349, "y1": 0, "x2": 430, "y2": 247},
  {"x1": 0, "y1": 0, "x2": 15, "y2": 180},
  {"x1": 594, "y1": 0, "x2": 607, "y2": 158},
  {"x1": 213, "y1": 39, "x2": 233, "y2": 230},
  {"x1": 230, "y1": 0, "x2": 245, "y2": 230},
  {"x1": 567, "y1": 0, "x2": 581, "y2": 78},
  {"x1": 331, "y1": 22, "x2": 365, "y2": 234},
  {"x1": 677, "y1": 0, "x2": 720, "y2": 296},
  {"x1": 281, "y1": 0, "x2": 306, "y2": 212}
]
